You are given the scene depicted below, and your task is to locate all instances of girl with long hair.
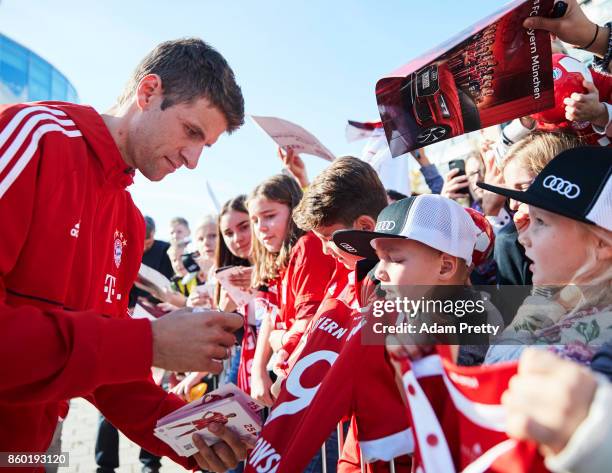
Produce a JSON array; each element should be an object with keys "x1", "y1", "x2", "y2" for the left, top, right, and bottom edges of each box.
[{"x1": 247, "y1": 174, "x2": 335, "y2": 406}]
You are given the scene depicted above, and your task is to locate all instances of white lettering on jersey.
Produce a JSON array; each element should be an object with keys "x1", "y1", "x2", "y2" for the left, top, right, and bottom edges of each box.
[
  {"x1": 311, "y1": 316, "x2": 348, "y2": 340},
  {"x1": 248, "y1": 438, "x2": 281, "y2": 473},
  {"x1": 266, "y1": 350, "x2": 338, "y2": 423},
  {"x1": 104, "y1": 274, "x2": 117, "y2": 303},
  {"x1": 347, "y1": 315, "x2": 366, "y2": 341}
]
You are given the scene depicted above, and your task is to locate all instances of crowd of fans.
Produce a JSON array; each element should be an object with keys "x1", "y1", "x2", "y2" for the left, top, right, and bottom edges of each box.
[
  {"x1": 6, "y1": 1, "x2": 609, "y2": 472},
  {"x1": 115, "y1": 4, "x2": 612, "y2": 467}
]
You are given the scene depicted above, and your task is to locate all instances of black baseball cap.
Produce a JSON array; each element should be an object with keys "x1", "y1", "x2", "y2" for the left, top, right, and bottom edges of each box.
[{"x1": 477, "y1": 146, "x2": 611, "y2": 231}]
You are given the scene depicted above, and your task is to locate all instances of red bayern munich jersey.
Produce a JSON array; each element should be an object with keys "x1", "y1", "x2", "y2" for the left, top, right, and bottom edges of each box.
[
  {"x1": 247, "y1": 300, "x2": 413, "y2": 473},
  {"x1": 246, "y1": 264, "x2": 357, "y2": 473},
  {"x1": 277, "y1": 232, "x2": 336, "y2": 332}
]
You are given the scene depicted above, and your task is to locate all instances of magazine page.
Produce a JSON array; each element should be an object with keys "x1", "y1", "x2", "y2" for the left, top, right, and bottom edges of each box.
[{"x1": 376, "y1": 0, "x2": 554, "y2": 156}]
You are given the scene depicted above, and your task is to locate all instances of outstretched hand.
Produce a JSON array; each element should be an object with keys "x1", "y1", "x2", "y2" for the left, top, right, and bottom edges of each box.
[
  {"x1": 564, "y1": 80, "x2": 609, "y2": 127},
  {"x1": 523, "y1": 0, "x2": 602, "y2": 54},
  {"x1": 278, "y1": 147, "x2": 309, "y2": 187},
  {"x1": 503, "y1": 349, "x2": 598, "y2": 456},
  {"x1": 192, "y1": 422, "x2": 256, "y2": 472},
  {"x1": 151, "y1": 308, "x2": 242, "y2": 373}
]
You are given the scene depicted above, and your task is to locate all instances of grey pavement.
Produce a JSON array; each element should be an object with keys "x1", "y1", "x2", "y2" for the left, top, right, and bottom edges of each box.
[{"x1": 60, "y1": 398, "x2": 187, "y2": 473}]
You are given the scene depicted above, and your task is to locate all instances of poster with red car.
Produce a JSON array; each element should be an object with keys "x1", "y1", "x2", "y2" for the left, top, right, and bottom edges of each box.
[{"x1": 376, "y1": 0, "x2": 555, "y2": 156}]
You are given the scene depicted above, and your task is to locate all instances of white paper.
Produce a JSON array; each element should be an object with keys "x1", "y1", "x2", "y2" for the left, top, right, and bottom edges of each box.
[
  {"x1": 136, "y1": 263, "x2": 172, "y2": 299},
  {"x1": 132, "y1": 303, "x2": 158, "y2": 321},
  {"x1": 250, "y1": 115, "x2": 335, "y2": 161},
  {"x1": 215, "y1": 266, "x2": 255, "y2": 308},
  {"x1": 154, "y1": 383, "x2": 263, "y2": 456},
  {"x1": 155, "y1": 399, "x2": 260, "y2": 456},
  {"x1": 360, "y1": 133, "x2": 412, "y2": 196}
]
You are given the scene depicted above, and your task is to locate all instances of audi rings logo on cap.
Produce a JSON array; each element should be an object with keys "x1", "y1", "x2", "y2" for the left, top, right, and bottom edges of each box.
[
  {"x1": 375, "y1": 220, "x2": 396, "y2": 231},
  {"x1": 339, "y1": 242, "x2": 357, "y2": 253},
  {"x1": 542, "y1": 175, "x2": 581, "y2": 199}
]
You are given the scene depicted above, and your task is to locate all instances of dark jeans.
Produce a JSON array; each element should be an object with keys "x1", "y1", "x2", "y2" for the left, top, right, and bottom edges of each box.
[{"x1": 95, "y1": 414, "x2": 161, "y2": 473}]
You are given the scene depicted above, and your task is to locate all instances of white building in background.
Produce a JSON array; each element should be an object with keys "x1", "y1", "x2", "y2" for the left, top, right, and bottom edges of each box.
[{"x1": 0, "y1": 33, "x2": 78, "y2": 103}]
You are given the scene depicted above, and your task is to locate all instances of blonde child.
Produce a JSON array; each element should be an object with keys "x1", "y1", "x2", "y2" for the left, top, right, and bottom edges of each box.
[{"x1": 480, "y1": 146, "x2": 612, "y2": 364}]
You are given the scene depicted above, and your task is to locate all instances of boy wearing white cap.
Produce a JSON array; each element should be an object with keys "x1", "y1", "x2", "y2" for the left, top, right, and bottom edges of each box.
[{"x1": 333, "y1": 193, "x2": 501, "y2": 344}]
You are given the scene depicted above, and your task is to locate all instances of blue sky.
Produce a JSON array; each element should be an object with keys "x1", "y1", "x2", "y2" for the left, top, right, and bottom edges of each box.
[{"x1": 2, "y1": 0, "x2": 508, "y2": 239}]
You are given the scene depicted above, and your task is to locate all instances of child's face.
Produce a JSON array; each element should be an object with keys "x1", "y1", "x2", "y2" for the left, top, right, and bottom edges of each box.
[
  {"x1": 195, "y1": 223, "x2": 217, "y2": 261},
  {"x1": 170, "y1": 223, "x2": 190, "y2": 245},
  {"x1": 312, "y1": 224, "x2": 362, "y2": 270},
  {"x1": 249, "y1": 197, "x2": 291, "y2": 253},
  {"x1": 518, "y1": 206, "x2": 593, "y2": 285},
  {"x1": 372, "y1": 238, "x2": 444, "y2": 292},
  {"x1": 168, "y1": 246, "x2": 186, "y2": 276},
  {"x1": 220, "y1": 210, "x2": 252, "y2": 260},
  {"x1": 466, "y1": 156, "x2": 484, "y2": 202},
  {"x1": 503, "y1": 158, "x2": 535, "y2": 212}
]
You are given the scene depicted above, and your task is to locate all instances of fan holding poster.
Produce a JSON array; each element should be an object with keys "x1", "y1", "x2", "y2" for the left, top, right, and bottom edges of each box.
[
  {"x1": 250, "y1": 115, "x2": 336, "y2": 162},
  {"x1": 376, "y1": 0, "x2": 556, "y2": 156}
]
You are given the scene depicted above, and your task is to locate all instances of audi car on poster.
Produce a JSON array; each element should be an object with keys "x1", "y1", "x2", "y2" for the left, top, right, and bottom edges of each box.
[{"x1": 401, "y1": 62, "x2": 481, "y2": 146}]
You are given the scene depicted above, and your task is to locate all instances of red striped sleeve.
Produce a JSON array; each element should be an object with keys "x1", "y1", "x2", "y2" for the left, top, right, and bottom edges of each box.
[{"x1": 0, "y1": 104, "x2": 81, "y2": 198}]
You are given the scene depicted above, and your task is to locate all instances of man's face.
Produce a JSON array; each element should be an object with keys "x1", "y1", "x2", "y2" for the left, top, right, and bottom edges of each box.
[
  {"x1": 312, "y1": 223, "x2": 362, "y2": 270},
  {"x1": 126, "y1": 84, "x2": 228, "y2": 181},
  {"x1": 143, "y1": 232, "x2": 155, "y2": 252}
]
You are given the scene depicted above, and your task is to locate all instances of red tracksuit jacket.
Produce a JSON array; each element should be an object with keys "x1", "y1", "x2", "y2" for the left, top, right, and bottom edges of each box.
[{"x1": 0, "y1": 102, "x2": 192, "y2": 470}]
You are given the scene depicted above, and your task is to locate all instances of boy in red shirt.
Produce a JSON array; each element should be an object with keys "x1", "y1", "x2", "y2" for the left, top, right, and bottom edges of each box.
[
  {"x1": 246, "y1": 157, "x2": 388, "y2": 473},
  {"x1": 249, "y1": 194, "x2": 497, "y2": 473}
]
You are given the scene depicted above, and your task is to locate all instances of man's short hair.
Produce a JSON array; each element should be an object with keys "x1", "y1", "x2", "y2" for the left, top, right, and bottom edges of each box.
[
  {"x1": 170, "y1": 216, "x2": 190, "y2": 229},
  {"x1": 293, "y1": 156, "x2": 388, "y2": 231},
  {"x1": 144, "y1": 216, "x2": 156, "y2": 239},
  {"x1": 117, "y1": 38, "x2": 244, "y2": 132}
]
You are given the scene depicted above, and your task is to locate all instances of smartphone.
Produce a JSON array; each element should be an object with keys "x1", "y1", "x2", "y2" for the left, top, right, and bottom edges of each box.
[
  {"x1": 448, "y1": 159, "x2": 469, "y2": 194},
  {"x1": 550, "y1": 1, "x2": 567, "y2": 18},
  {"x1": 215, "y1": 265, "x2": 236, "y2": 274}
]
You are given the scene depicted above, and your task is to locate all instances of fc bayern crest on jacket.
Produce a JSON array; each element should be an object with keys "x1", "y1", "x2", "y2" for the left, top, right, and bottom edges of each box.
[{"x1": 113, "y1": 229, "x2": 127, "y2": 268}]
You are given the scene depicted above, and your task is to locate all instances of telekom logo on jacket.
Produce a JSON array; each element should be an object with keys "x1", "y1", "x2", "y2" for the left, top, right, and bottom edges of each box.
[{"x1": 104, "y1": 274, "x2": 118, "y2": 303}]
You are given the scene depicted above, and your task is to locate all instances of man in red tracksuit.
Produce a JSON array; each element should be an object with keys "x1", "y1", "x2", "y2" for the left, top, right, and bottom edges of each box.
[{"x1": 0, "y1": 39, "x2": 249, "y2": 472}]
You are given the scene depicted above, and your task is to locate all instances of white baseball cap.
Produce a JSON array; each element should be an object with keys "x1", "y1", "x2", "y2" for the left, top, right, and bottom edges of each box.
[{"x1": 333, "y1": 194, "x2": 481, "y2": 266}]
